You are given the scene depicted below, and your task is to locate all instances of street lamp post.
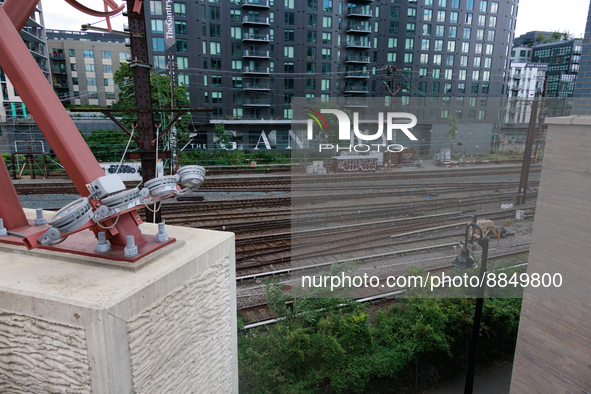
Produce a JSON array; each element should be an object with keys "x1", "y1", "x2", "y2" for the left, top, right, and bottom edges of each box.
[{"x1": 452, "y1": 223, "x2": 490, "y2": 394}]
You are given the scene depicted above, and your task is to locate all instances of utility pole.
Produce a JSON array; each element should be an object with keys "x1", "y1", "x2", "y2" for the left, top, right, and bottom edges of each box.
[
  {"x1": 517, "y1": 75, "x2": 548, "y2": 206},
  {"x1": 383, "y1": 65, "x2": 397, "y2": 167},
  {"x1": 126, "y1": 0, "x2": 161, "y2": 223},
  {"x1": 168, "y1": 53, "x2": 178, "y2": 174}
]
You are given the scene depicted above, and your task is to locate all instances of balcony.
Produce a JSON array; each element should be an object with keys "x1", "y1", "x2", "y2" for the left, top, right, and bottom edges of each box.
[
  {"x1": 512, "y1": 74, "x2": 521, "y2": 79},
  {"x1": 244, "y1": 98, "x2": 271, "y2": 106},
  {"x1": 346, "y1": 8, "x2": 373, "y2": 17},
  {"x1": 243, "y1": 82, "x2": 271, "y2": 91},
  {"x1": 242, "y1": 15, "x2": 270, "y2": 25},
  {"x1": 345, "y1": 84, "x2": 369, "y2": 94},
  {"x1": 346, "y1": 40, "x2": 371, "y2": 49},
  {"x1": 242, "y1": 33, "x2": 270, "y2": 42},
  {"x1": 243, "y1": 50, "x2": 270, "y2": 58},
  {"x1": 346, "y1": 23, "x2": 371, "y2": 33},
  {"x1": 243, "y1": 66, "x2": 270, "y2": 75},
  {"x1": 344, "y1": 98, "x2": 369, "y2": 108},
  {"x1": 345, "y1": 70, "x2": 370, "y2": 78},
  {"x1": 345, "y1": 55, "x2": 370, "y2": 63},
  {"x1": 242, "y1": 0, "x2": 270, "y2": 8},
  {"x1": 53, "y1": 83, "x2": 69, "y2": 90}
]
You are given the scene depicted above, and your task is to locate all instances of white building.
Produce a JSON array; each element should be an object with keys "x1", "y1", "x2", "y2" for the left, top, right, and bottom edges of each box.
[{"x1": 505, "y1": 62, "x2": 548, "y2": 124}]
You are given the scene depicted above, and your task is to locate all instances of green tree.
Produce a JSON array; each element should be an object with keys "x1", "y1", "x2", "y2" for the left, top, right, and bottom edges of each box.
[
  {"x1": 112, "y1": 62, "x2": 192, "y2": 145},
  {"x1": 214, "y1": 123, "x2": 233, "y2": 149},
  {"x1": 535, "y1": 32, "x2": 547, "y2": 43},
  {"x1": 82, "y1": 129, "x2": 133, "y2": 162},
  {"x1": 444, "y1": 114, "x2": 459, "y2": 159}
]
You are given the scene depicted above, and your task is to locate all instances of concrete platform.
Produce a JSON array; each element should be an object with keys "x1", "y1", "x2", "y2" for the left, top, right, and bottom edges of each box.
[{"x1": 0, "y1": 209, "x2": 237, "y2": 393}]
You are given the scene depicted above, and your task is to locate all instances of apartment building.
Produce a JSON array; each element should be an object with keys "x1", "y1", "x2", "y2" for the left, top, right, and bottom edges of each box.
[
  {"x1": 46, "y1": 29, "x2": 131, "y2": 107},
  {"x1": 142, "y1": 0, "x2": 517, "y2": 149}
]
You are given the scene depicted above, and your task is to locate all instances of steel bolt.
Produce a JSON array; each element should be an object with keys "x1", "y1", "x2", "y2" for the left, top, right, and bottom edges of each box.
[
  {"x1": 35, "y1": 208, "x2": 47, "y2": 225},
  {"x1": 96, "y1": 231, "x2": 111, "y2": 253},
  {"x1": 124, "y1": 235, "x2": 138, "y2": 257},
  {"x1": 156, "y1": 221, "x2": 168, "y2": 242},
  {"x1": 0, "y1": 218, "x2": 7, "y2": 237}
]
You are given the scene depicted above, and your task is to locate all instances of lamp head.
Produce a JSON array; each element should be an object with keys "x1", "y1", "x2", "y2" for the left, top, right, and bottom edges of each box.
[{"x1": 453, "y1": 246, "x2": 478, "y2": 269}]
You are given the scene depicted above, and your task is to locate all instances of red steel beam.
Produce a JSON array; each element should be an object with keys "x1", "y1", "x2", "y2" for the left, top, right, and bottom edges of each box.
[
  {"x1": 0, "y1": 4, "x2": 144, "y2": 246},
  {"x1": 1, "y1": 0, "x2": 38, "y2": 32}
]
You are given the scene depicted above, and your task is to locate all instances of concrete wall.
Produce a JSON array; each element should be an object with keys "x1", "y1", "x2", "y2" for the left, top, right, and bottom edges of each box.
[
  {"x1": 509, "y1": 116, "x2": 591, "y2": 393},
  {"x1": 0, "y1": 210, "x2": 237, "y2": 393}
]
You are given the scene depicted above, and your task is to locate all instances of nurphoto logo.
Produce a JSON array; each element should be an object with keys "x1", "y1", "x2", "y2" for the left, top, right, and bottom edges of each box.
[{"x1": 304, "y1": 108, "x2": 418, "y2": 153}]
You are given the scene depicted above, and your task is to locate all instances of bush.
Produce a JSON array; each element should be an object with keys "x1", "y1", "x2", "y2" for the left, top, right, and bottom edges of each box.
[{"x1": 239, "y1": 283, "x2": 522, "y2": 393}]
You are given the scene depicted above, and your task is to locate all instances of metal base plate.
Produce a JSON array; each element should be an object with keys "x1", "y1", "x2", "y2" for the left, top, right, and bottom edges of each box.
[{"x1": 0, "y1": 220, "x2": 176, "y2": 263}]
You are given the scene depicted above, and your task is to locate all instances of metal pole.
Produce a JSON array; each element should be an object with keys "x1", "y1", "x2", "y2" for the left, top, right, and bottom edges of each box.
[
  {"x1": 126, "y1": 0, "x2": 161, "y2": 223},
  {"x1": 516, "y1": 99, "x2": 538, "y2": 206},
  {"x1": 464, "y1": 237, "x2": 489, "y2": 394}
]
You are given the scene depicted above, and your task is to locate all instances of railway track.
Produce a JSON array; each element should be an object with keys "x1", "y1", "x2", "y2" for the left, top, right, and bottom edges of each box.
[
  {"x1": 238, "y1": 249, "x2": 530, "y2": 327},
  {"x1": 12, "y1": 165, "x2": 541, "y2": 194},
  {"x1": 234, "y1": 207, "x2": 535, "y2": 278}
]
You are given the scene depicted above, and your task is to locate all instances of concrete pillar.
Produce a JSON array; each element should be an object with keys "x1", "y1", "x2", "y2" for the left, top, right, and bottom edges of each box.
[
  {"x1": 0, "y1": 209, "x2": 237, "y2": 393},
  {"x1": 510, "y1": 116, "x2": 591, "y2": 393}
]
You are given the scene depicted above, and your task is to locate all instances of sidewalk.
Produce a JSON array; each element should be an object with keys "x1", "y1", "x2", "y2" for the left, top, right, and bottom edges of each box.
[{"x1": 429, "y1": 362, "x2": 514, "y2": 394}]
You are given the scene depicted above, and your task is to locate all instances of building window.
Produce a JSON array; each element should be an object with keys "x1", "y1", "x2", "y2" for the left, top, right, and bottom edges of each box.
[
  {"x1": 149, "y1": 0, "x2": 162, "y2": 14},
  {"x1": 72, "y1": 77, "x2": 79, "y2": 85},
  {"x1": 423, "y1": 24, "x2": 432, "y2": 36},
  {"x1": 491, "y1": 1, "x2": 499, "y2": 13},
  {"x1": 212, "y1": 91, "x2": 222, "y2": 104},
  {"x1": 389, "y1": 22, "x2": 399, "y2": 33},
  {"x1": 321, "y1": 63, "x2": 331, "y2": 75},
  {"x1": 285, "y1": 0, "x2": 295, "y2": 9},
  {"x1": 119, "y1": 52, "x2": 129, "y2": 61},
  {"x1": 404, "y1": 53, "x2": 413, "y2": 63},
  {"x1": 307, "y1": 47, "x2": 317, "y2": 59},
  {"x1": 308, "y1": 0, "x2": 317, "y2": 11},
  {"x1": 321, "y1": 79, "x2": 330, "y2": 91},
  {"x1": 450, "y1": 12, "x2": 458, "y2": 24},
  {"x1": 307, "y1": 31, "x2": 317, "y2": 43},
  {"x1": 308, "y1": 14, "x2": 317, "y2": 27},
  {"x1": 230, "y1": 9, "x2": 241, "y2": 22},
  {"x1": 104, "y1": 78, "x2": 114, "y2": 86},
  {"x1": 83, "y1": 49, "x2": 94, "y2": 58},
  {"x1": 174, "y1": 2, "x2": 186, "y2": 17},
  {"x1": 322, "y1": 32, "x2": 332, "y2": 45},
  {"x1": 284, "y1": 46, "x2": 294, "y2": 58},
  {"x1": 85, "y1": 64, "x2": 95, "y2": 72},
  {"x1": 307, "y1": 63, "x2": 316, "y2": 73},
  {"x1": 103, "y1": 64, "x2": 113, "y2": 73},
  {"x1": 151, "y1": 19, "x2": 163, "y2": 33},
  {"x1": 87, "y1": 78, "x2": 97, "y2": 86},
  {"x1": 322, "y1": 16, "x2": 332, "y2": 28},
  {"x1": 152, "y1": 37, "x2": 164, "y2": 51},
  {"x1": 176, "y1": 39, "x2": 188, "y2": 52},
  {"x1": 323, "y1": 0, "x2": 332, "y2": 12},
  {"x1": 306, "y1": 78, "x2": 316, "y2": 90},
  {"x1": 321, "y1": 48, "x2": 331, "y2": 60},
  {"x1": 406, "y1": 23, "x2": 416, "y2": 35},
  {"x1": 434, "y1": 39, "x2": 443, "y2": 51},
  {"x1": 209, "y1": 6, "x2": 220, "y2": 20},
  {"x1": 405, "y1": 38, "x2": 414, "y2": 50},
  {"x1": 210, "y1": 42, "x2": 221, "y2": 55},
  {"x1": 437, "y1": 10, "x2": 445, "y2": 22},
  {"x1": 465, "y1": 13, "x2": 472, "y2": 24},
  {"x1": 212, "y1": 58, "x2": 221, "y2": 70},
  {"x1": 231, "y1": 27, "x2": 241, "y2": 40},
  {"x1": 390, "y1": 6, "x2": 400, "y2": 19},
  {"x1": 420, "y1": 54, "x2": 429, "y2": 65},
  {"x1": 175, "y1": 21, "x2": 187, "y2": 35},
  {"x1": 285, "y1": 12, "x2": 295, "y2": 25},
  {"x1": 387, "y1": 52, "x2": 396, "y2": 62},
  {"x1": 285, "y1": 29, "x2": 295, "y2": 42},
  {"x1": 408, "y1": 8, "x2": 417, "y2": 20},
  {"x1": 210, "y1": 24, "x2": 221, "y2": 37},
  {"x1": 284, "y1": 78, "x2": 294, "y2": 90}
]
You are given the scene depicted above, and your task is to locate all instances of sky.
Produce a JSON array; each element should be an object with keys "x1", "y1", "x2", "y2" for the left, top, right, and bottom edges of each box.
[{"x1": 40, "y1": 0, "x2": 590, "y2": 38}]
